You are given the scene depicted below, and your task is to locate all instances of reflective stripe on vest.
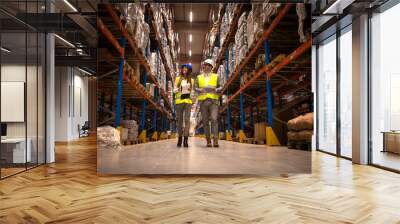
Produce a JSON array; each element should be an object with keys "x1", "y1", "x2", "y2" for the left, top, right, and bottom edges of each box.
[
  {"x1": 197, "y1": 73, "x2": 219, "y2": 101},
  {"x1": 175, "y1": 76, "x2": 193, "y2": 104}
]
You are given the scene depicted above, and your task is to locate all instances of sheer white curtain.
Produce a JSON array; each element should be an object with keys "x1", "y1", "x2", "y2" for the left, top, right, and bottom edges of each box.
[{"x1": 318, "y1": 36, "x2": 337, "y2": 154}]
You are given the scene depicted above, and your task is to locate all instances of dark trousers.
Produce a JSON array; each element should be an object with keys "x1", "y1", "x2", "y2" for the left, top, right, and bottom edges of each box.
[
  {"x1": 176, "y1": 103, "x2": 192, "y2": 137},
  {"x1": 200, "y1": 99, "x2": 219, "y2": 139}
]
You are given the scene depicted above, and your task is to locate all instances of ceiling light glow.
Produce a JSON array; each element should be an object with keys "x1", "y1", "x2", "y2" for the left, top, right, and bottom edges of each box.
[
  {"x1": 1, "y1": 47, "x2": 11, "y2": 53},
  {"x1": 63, "y1": 0, "x2": 78, "y2": 12},
  {"x1": 54, "y1": 34, "x2": 75, "y2": 48}
]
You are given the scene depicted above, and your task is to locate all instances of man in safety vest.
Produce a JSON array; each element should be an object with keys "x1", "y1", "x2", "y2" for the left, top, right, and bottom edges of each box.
[{"x1": 194, "y1": 59, "x2": 222, "y2": 147}]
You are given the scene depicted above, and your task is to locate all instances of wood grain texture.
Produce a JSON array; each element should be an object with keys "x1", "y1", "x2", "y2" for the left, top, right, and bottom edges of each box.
[{"x1": 0, "y1": 136, "x2": 400, "y2": 223}]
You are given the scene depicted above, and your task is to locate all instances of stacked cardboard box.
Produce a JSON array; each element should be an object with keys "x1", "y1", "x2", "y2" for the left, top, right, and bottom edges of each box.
[
  {"x1": 254, "y1": 122, "x2": 266, "y2": 144},
  {"x1": 122, "y1": 120, "x2": 139, "y2": 141},
  {"x1": 116, "y1": 3, "x2": 150, "y2": 55},
  {"x1": 217, "y1": 64, "x2": 225, "y2": 86},
  {"x1": 124, "y1": 62, "x2": 140, "y2": 83},
  {"x1": 234, "y1": 12, "x2": 248, "y2": 69}
]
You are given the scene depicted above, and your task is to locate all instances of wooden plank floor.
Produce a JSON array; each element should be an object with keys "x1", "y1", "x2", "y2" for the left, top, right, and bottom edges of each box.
[
  {"x1": 0, "y1": 136, "x2": 400, "y2": 223},
  {"x1": 98, "y1": 137, "x2": 311, "y2": 175}
]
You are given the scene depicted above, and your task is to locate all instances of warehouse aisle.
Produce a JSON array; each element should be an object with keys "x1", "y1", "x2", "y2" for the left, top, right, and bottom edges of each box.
[{"x1": 98, "y1": 138, "x2": 311, "y2": 175}]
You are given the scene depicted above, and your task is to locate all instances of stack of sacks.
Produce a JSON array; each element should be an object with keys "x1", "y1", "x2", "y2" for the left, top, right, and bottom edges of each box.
[
  {"x1": 296, "y1": 4, "x2": 307, "y2": 43},
  {"x1": 146, "y1": 83, "x2": 156, "y2": 97},
  {"x1": 255, "y1": 54, "x2": 266, "y2": 70},
  {"x1": 122, "y1": 120, "x2": 139, "y2": 141},
  {"x1": 287, "y1": 112, "x2": 314, "y2": 143},
  {"x1": 234, "y1": 12, "x2": 248, "y2": 68},
  {"x1": 217, "y1": 64, "x2": 225, "y2": 86},
  {"x1": 219, "y1": 3, "x2": 236, "y2": 45},
  {"x1": 247, "y1": 10, "x2": 254, "y2": 50},
  {"x1": 118, "y1": 3, "x2": 149, "y2": 54},
  {"x1": 124, "y1": 62, "x2": 140, "y2": 83},
  {"x1": 97, "y1": 126, "x2": 122, "y2": 150},
  {"x1": 262, "y1": 3, "x2": 281, "y2": 25},
  {"x1": 252, "y1": 4, "x2": 263, "y2": 39}
]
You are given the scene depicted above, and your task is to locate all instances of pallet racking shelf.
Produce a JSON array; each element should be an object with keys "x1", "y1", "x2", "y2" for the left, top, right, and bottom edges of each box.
[
  {"x1": 97, "y1": 3, "x2": 175, "y2": 133},
  {"x1": 104, "y1": 4, "x2": 174, "y2": 115},
  {"x1": 212, "y1": 4, "x2": 244, "y2": 72}
]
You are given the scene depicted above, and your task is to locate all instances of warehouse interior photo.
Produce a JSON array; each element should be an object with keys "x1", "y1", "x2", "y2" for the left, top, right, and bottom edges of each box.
[
  {"x1": 96, "y1": 3, "x2": 313, "y2": 174},
  {"x1": 1, "y1": 1, "x2": 400, "y2": 223}
]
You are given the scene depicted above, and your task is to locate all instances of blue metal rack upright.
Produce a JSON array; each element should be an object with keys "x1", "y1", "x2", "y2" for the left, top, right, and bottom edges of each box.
[
  {"x1": 115, "y1": 38, "x2": 126, "y2": 127},
  {"x1": 225, "y1": 48, "x2": 232, "y2": 140}
]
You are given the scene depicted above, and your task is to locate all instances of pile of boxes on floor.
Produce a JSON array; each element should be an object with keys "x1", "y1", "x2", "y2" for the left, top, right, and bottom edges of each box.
[
  {"x1": 287, "y1": 112, "x2": 313, "y2": 150},
  {"x1": 97, "y1": 119, "x2": 139, "y2": 149},
  {"x1": 120, "y1": 120, "x2": 139, "y2": 143},
  {"x1": 116, "y1": 3, "x2": 150, "y2": 55}
]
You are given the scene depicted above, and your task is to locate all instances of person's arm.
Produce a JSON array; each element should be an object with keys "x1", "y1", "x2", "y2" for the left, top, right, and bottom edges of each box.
[
  {"x1": 173, "y1": 77, "x2": 180, "y2": 93},
  {"x1": 194, "y1": 75, "x2": 203, "y2": 94}
]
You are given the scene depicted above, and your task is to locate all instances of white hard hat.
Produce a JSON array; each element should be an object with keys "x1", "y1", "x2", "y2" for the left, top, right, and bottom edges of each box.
[{"x1": 203, "y1": 59, "x2": 214, "y2": 68}]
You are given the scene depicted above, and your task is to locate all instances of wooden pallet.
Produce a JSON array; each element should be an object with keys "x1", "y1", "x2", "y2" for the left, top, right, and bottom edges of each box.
[{"x1": 288, "y1": 141, "x2": 311, "y2": 151}]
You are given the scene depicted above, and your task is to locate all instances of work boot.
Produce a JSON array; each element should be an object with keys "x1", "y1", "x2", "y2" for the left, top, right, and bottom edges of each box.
[
  {"x1": 183, "y1": 137, "x2": 189, "y2": 148},
  {"x1": 206, "y1": 138, "x2": 212, "y2": 147},
  {"x1": 177, "y1": 136, "x2": 182, "y2": 147},
  {"x1": 213, "y1": 138, "x2": 219, "y2": 148}
]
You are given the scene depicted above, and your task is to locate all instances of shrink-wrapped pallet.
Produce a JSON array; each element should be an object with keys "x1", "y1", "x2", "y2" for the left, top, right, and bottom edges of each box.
[
  {"x1": 97, "y1": 126, "x2": 122, "y2": 150},
  {"x1": 247, "y1": 10, "x2": 254, "y2": 50}
]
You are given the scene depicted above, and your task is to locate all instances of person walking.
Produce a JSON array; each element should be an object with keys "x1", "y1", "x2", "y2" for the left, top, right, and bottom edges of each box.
[
  {"x1": 174, "y1": 63, "x2": 194, "y2": 147},
  {"x1": 195, "y1": 59, "x2": 221, "y2": 147}
]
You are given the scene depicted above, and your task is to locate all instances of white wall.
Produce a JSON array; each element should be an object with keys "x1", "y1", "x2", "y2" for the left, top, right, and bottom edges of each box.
[
  {"x1": 54, "y1": 66, "x2": 89, "y2": 141},
  {"x1": 1, "y1": 64, "x2": 46, "y2": 164}
]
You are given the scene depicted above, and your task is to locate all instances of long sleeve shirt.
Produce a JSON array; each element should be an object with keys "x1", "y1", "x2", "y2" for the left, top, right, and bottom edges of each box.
[{"x1": 174, "y1": 76, "x2": 193, "y2": 95}]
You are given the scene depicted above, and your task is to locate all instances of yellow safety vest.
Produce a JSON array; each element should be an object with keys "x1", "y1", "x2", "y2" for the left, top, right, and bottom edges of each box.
[
  {"x1": 175, "y1": 76, "x2": 194, "y2": 104},
  {"x1": 197, "y1": 73, "x2": 219, "y2": 101}
]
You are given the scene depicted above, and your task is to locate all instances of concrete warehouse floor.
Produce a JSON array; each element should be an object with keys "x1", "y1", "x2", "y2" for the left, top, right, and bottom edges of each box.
[{"x1": 98, "y1": 137, "x2": 311, "y2": 175}]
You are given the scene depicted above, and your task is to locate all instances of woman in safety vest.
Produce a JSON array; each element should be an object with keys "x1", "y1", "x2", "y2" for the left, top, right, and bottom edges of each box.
[{"x1": 174, "y1": 64, "x2": 194, "y2": 147}]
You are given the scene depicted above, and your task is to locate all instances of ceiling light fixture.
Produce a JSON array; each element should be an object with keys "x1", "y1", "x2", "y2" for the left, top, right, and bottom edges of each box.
[
  {"x1": 322, "y1": 0, "x2": 354, "y2": 15},
  {"x1": 54, "y1": 34, "x2": 75, "y2": 48},
  {"x1": 1, "y1": 47, "x2": 11, "y2": 53},
  {"x1": 78, "y1": 67, "x2": 92, "y2": 76},
  {"x1": 63, "y1": 0, "x2": 78, "y2": 12},
  {"x1": 189, "y1": 11, "x2": 193, "y2": 22},
  {"x1": 189, "y1": 34, "x2": 192, "y2": 42}
]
